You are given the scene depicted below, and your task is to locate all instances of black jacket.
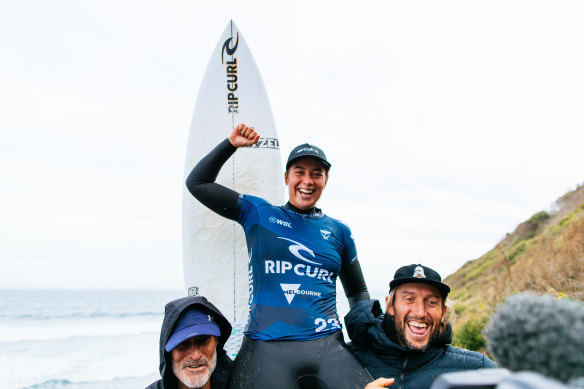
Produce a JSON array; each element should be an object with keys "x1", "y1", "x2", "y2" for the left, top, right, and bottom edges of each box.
[
  {"x1": 345, "y1": 300, "x2": 497, "y2": 389},
  {"x1": 146, "y1": 296, "x2": 233, "y2": 389}
]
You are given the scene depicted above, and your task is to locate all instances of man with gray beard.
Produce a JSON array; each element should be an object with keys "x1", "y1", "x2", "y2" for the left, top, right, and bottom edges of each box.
[
  {"x1": 345, "y1": 264, "x2": 497, "y2": 389},
  {"x1": 147, "y1": 296, "x2": 233, "y2": 389}
]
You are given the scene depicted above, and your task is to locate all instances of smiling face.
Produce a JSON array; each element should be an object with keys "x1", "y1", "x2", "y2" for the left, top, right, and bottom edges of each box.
[
  {"x1": 284, "y1": 157, "x2": 328, "y2": 210},
  {"x1": 387, "y1": 283, "x2": 446, "y2": 351},
  {"x1": 171, "y1": 335, "x2": 218, "y2": 389}
]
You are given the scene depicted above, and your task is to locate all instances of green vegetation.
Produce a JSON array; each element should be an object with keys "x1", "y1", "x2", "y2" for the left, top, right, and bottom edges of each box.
[
  {"x1": 446, "y1": 183, "x2": 584, "y2": 353},
  {"x1": 452, "y1": 314, "x2": 489, "y2": 352},
  {"x1": 529, "y1": 210, "x2": 550, "y2": 225}
]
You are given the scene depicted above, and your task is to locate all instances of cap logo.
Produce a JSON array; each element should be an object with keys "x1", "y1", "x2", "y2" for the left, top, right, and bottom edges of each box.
[
  {"x1": 296, "y1": 147, "x2": 319, "y2": 154},
  {"x1": 413, "y1": 266, "x2": 426, "y2": 278},
  {"x1": 207, "y1": 315, "x2": 214, "y2": 323}
]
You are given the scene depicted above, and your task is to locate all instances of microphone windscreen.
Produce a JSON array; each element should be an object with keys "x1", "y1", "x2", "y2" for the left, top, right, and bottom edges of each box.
[{"x1": 484, "y1": 293, "x2": 584, "y2": 383}]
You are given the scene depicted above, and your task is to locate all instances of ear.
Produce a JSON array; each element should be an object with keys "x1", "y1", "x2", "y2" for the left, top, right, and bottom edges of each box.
[
  {"x1": 284, "y1": 171, "x2": 289, "y2": 185},
  {"x1": 441, "y1": 305, "x2": 447, "y2": 323},
  {"x1": 385, "y1": 296, "x2": 394, "y2": 316}
]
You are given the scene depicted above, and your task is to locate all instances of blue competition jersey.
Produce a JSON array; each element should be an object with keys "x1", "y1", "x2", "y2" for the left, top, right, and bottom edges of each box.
[{"x1": 236, "y1": 194, "x2": 357, "y2": 341}]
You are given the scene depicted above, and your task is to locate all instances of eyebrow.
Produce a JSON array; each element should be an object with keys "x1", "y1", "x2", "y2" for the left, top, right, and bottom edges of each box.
[
  {"x1": 399, "y1": 290, "x2": 441, "y2": 299},
  {"x1": 292, "y1": 165, "x2": 324, "y2": 172}
]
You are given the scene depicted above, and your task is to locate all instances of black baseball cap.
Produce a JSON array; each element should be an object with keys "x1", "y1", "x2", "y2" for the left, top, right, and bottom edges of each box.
[
  {"x1": 286, "y1": 143, "x2": 331, "y2": 171},
  {"x1": 389, "y1": 264, "x2": 450, "y2": 298}
]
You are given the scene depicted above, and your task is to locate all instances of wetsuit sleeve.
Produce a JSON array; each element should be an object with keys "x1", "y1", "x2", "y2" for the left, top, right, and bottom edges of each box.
[
  {"x1": 185, "y1": 138, "x2": 241, "y2": 221},
  {"x1": 337, "y1": 220, "x2": 369, "y2": 308},
  {"x1": 340, "y1": 258, "x2": 370, "y2": 308}
]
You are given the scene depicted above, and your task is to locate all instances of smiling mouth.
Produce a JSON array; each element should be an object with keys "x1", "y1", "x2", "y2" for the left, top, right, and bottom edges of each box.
[
  {"x1": 407, "y1": 320, "x2": 430, "y2": 337},
  {"x1": 298, "y1": 188, "x2": 314, "y2": 196}
]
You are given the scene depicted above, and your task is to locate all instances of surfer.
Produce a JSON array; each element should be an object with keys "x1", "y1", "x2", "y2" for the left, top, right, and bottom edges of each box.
[{"x1": 186, "y1": 123, "x2": 372, "y2": 388}]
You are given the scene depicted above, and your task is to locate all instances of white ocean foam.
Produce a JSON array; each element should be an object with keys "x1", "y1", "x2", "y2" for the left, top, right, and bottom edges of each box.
[
  {"x1": 20, "y1": 376, "x2": 159, "y2": 389},
  {"x1": 2, "y1": 331, "x2": 160, "y2": 389},
  {"x1": 0, "y1": 315, "x2": 162, "y2": 343}
]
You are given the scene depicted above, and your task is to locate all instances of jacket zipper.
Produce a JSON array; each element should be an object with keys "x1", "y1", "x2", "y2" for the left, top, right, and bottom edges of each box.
[{"x1": 398, "y1": 358, "x2": 409, "y2": 389}]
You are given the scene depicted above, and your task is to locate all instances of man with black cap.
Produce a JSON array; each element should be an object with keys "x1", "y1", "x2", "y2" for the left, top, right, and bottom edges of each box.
[
  {"x1": 146, "y1": 296, "x2": 233, "y2": 389},
  {"x1": 345, "y1": 264, "x2": 497, "y2": 389},
  {"x1": 185, "y1": 123, "x2": 372, "y2": 388}
]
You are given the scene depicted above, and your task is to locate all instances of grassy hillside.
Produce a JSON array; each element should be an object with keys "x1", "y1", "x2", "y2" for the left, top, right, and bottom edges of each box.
[{"x1": 445, "y1": 183, "x2": 584, "y2": 352}]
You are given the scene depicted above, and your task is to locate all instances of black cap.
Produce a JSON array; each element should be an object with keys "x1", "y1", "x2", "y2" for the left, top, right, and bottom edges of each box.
[
  {"x1": 389, "y1": 264, "x2": 450, "y2": 298},
  {"x1": 286, "y1": 143, "x2": 331, "y2": 171}
]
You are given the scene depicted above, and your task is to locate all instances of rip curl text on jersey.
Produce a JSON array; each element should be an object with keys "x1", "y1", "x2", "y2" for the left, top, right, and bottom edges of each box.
[{"x1": 237, "y1": 194, "x2": 357, "y2": 341}]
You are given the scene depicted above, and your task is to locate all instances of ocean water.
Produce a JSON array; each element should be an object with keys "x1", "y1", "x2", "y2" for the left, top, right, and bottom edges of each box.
[{"x1": 0, "y1": 290, "x2": 186, "y2": 389}]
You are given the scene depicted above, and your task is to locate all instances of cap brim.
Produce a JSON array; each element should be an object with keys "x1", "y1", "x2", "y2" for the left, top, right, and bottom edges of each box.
[
  {"x1": 286, "y1": 156, "x2": 331, "y2": 170},
  {"x1": 390, "y1": 278, "x2": 450, "y2": 298},
  {"x1": 165, "y1": 323, "x2": 221, "y2": 352}
]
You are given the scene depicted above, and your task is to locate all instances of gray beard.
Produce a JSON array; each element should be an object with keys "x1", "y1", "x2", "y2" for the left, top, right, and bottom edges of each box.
[{"x1": 173, "y1": 349, "x2": 218, "y2": 388}]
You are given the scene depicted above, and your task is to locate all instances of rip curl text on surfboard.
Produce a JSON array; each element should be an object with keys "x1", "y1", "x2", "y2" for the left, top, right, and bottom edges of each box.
[
  {"x1": 225, "y1": 58, "x2": 239, "y2": 113},
  {"x1": 222, "y1": 33, "x2": 239, "y2": 114}
]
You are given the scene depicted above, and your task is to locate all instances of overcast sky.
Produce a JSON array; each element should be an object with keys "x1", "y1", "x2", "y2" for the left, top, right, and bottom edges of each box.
[{"x1": 1, "y1": 0, "x2": 583, "y2": 294}]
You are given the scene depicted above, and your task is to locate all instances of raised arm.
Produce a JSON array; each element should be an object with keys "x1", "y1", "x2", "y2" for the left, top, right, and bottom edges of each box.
[
  {"x1": 340, "y1": 258, "x2": 370, "y2": 308},
  {"x1": 186, "y1": 124, "x2": 259, "y2": 220}
]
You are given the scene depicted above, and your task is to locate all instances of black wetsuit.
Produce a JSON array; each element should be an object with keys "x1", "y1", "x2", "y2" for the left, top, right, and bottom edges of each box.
[{"x1": 186, "y1": 139, "x2": 372, "y2": 388}]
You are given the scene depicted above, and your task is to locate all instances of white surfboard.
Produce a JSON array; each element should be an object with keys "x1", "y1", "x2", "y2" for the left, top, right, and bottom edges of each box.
[{"x1": 182, "y1": 21, "x2": 284, "y2": 333}]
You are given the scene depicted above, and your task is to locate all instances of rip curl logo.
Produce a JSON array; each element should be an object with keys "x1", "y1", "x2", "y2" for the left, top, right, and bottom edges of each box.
[
  {"x1": 269, "y1": 216, "x2": 292, "y2": 228},
  {"x1": 320, "y1": 229, "x2": 331, "y2": 240},
  {"x1": 221, "y1": 33, "x2": 239, "y2": 64},
  {"x1": 277, "y1": 237, "x2": 321, "y2": 266},
  {"x1": 207, "y1": 315, "x2": 214, "y2": 323},
  {"x1": 280, "y1": 283, "x2": 322, "y2": 304},
  {"x1": 413, "y1": 266, "x2": 426, "y2": 278}
]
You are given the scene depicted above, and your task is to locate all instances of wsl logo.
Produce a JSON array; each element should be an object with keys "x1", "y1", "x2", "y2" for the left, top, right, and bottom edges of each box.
[
  {"x1": 221, "y1": 31, "x2": 239, "y2": 113},
  {"x1": 269, "y1": 216, "x2": 292, "y2": 229}
]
